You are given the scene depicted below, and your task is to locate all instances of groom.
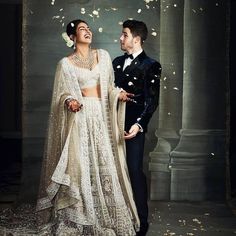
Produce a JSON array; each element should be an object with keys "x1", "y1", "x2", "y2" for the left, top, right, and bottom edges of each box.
[{"x1": 113, "y1": 19, "x2": 161, "y2": 236}]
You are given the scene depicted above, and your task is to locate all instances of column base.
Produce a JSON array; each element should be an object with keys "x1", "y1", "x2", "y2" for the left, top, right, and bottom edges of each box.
[{"x1": 170, "y1": 129, "x2": 226, "y2": 201}]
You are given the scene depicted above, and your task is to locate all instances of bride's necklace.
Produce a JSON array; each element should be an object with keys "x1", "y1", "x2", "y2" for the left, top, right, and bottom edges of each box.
[{"x1": 71, "y1": 48, "x2": 94, "y2": 70}]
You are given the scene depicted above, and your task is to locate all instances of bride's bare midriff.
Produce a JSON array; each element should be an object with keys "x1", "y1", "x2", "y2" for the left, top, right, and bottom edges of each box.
[{"x1": 81, "y1": 84, "x2": 101, "y2": 98}]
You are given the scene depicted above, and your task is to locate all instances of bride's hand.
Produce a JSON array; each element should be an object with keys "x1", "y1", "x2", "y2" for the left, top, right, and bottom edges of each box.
[{"x1": 66, "y1": 98, "x2": 83, "y2": 112}]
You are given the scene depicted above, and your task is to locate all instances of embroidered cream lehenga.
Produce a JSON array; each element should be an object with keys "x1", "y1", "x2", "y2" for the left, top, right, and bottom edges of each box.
[{"x1": 36, "y1": 49, "x2": 139, "y2": 235}]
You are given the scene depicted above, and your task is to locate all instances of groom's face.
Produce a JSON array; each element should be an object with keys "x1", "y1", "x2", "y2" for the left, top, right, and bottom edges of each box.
[{"x1": 119, "y1": 27, "x2": 135, "y2": 52}]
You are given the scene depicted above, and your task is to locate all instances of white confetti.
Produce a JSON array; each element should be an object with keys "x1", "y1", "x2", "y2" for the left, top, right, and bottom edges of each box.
[
  {"x1": 146, "y1": 5, "x2": 150, "y2": 9},
  {"x1": 118, "y1": 21, "x2": 123, "y2": 25},
  {"x1": 116, "y1": 65, "x2": 121, "y2": 68},
  {"x1": 111, "y1": 7, "x2": 118, "y2": 11},
  {"x1": 52, "y1": 15, "x2": 60, "y2": 19},
  {"x1": 216, "y1": 3, "x2": 219, "y2": 6},
  {"x1": 173, "y1": 87, "x2": 179, "y2": 90},
  {"x1": 164, "y1": 86, "x2": 167, "y2": 89},
  {"x1": 134, "y1": 77, "x2": 137, "y2": 80},
  {"x1": 192, "y1": 9, "x2": 197, "y2": 13},
  {"x1": 173, "y1": 71, "x2": 176, "y2": 75},
  {"x1": 98, "y1": 27, "x2": 103, "y2": 32},
  {"x1": 163, "y1": 77, "x2": 167, "y2": 80},
  {"x1": 151, "y1": 32, "x2": 157, "y2": 36},
  {"x1": 174, "y1": 4, "x2": 177, "y2": 7},
  {"x1": 151, "y1": 79, "x2": 155, "y2": 83},
  {"x1": 114, "y1": 39, "x2": 118, "y2": 42},
  {"x1": 128, "y1": 81, "x2": 134, "y2": 86},
  {"x1": 137, "y1": 9, "x2": 142, "y2": 13},
  {"x1": 59, "y1": 8, "x2": 63, "y2": 11}
]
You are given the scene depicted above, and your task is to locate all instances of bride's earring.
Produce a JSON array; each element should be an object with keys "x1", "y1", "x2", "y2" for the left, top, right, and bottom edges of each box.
[{"x1": 73, "y1": 38, "x2": 76, "y2": 50}]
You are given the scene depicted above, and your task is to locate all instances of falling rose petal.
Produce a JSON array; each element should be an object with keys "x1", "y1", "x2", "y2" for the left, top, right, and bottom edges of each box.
[
  {"x1": 152, "y1": 28, "x2": 155, "y2": 31},
  {"x1": 118, "y1": 21, "x2": 123, "y2": 25},
  {"x1": 174, "y1": 4, "x2": 177, "y2": 7},
  {"x1": 98, "y1": 27, "x2": 103, "y2": 32},
  {"x1": 163, "y1": 77, "x2": 167, "y2": 80},
  {"x1": 164, "y1": 86, "x2": 167, "y2": 89},
  {"x1": 89, "y1": 14, "x2": 93, "y2": 18},
  {"x1": 117, "y1": 65, "x2": 121, "y2": 68},
  {"x1": 114, "y1": 39, "x2": 118, "y2": 42},
  {"x1": 126, "y1": 74, "x2": 129, "y2": 76},
  {"x1": 192, "y1": 9, "x2": 197, "y2": 13},
  {"x1": 144, "y1": 0, "x2": 150, "y2": 3},
  {"x1": 81, "y1": 8, "x2": 86, "y2": 14},
  {"x1": 52, "y1": 15, "x2": 60, "y2": 19},
  {"x1": 128, "y1": 81, "x2": 134, "y2": 86},
  {"x1": 184, "y1": 70, "x2": 186, "y2": 74},
  {"x1": 151, "y1": 32, "x2": 157, "y2": 36},
  {"x1": 216, "y1": 3, "x2": 219, "y2": 6},
  {"x1": 93, "y1": 10, "x2": 99, "y2": 15},
  {"x1": 200, "y1": 7, "x2": 203, "y2": 11},
  {"x1": 173, "y1": 71, "x2": 176, "y2": 75},
  {"x1": 186, "y1": 233, "x2": 194, "y2": 236},
  {"x1": 204, "y1": 213, "x2": 210, "y2": 216},
  {"x1": 62, "y1": 23, "x2": 64, "y2": 27},
  {"x1": 146, "y1": 5, "x2": 150, "y2": 9},
  {"x1": 59, "y1": 8, "x2": 63, "y2": 11},
  {"x1": 71, "y1": 22, "x2": 74, "y2": 27},
  {"x1": 151, "y1": 79, "x2": 155, "y2": 83},
  {"x1": 173, "y1": 87, "x2": 179, "y2": 90},
  {"x1": 137, "y1": 9, "x2": 142, "y2": 13},
  {"x1": 134, "y1": 77, "x2": 137, "y2": 80},
  {"x1": 111, "y1": 7, "x2": 118, "y2": 11},
  {"x1": 128, "y1": 17, "x2": 134, "y2": 20}
]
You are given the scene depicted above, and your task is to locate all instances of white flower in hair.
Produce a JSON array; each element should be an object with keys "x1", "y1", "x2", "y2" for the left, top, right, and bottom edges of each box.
[{"x1": 62, "y1": 32, "x2": 74, "y2": 47}]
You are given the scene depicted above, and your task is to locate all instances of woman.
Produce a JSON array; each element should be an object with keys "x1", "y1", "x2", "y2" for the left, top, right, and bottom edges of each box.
[{"x1": 36, "y1": 19, "x2": 140, "y2": 235}]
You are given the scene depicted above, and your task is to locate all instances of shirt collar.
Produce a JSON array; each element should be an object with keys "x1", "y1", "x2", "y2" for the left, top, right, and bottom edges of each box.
[{"x1": 132, "y1": 49, "x2": 143, "y2": 60}]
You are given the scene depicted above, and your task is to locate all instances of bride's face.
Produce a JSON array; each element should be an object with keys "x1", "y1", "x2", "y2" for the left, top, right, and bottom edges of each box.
[{"x1": 75, "y1": 22, "x2": 92, "y2": 44}]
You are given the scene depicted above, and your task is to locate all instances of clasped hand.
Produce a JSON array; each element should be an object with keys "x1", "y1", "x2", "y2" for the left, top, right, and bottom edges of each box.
[
  {"x1": 66, "y1": 99, "x2": 83, "y2": 112},
  {"x1": 118, "y1": 90, "x2": 134, "y2": 102},
  {"x1": 124, "y1": 124, "x2": 140, "y2": 140}
]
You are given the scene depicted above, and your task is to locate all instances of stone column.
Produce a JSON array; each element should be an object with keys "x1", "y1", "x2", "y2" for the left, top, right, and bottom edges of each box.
[
  {"x1": 149, "y1": 0, "x2": 184, "y2": 200},
  {"x1": 170, "y1": 0, "x2": 229, "y2": 200}
]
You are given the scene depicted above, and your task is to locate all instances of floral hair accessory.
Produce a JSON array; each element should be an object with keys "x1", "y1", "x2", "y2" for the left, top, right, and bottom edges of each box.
[{"x1": 62, "y1": 32, "x2": 74, "y2": 47}]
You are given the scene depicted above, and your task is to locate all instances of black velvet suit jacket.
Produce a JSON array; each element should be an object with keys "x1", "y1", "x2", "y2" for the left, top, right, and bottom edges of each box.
[{"x1": 113, "y1": 51, "x2": 162, "y2": 133}]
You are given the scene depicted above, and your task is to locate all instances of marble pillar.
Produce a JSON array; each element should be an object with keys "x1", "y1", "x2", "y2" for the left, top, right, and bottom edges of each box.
[
  {"x1": 149, "y1": 0, "x2": 184, "y2": 200},
  {"x1": 170, "y1": 0, "x2": 229, "y2": 200}
]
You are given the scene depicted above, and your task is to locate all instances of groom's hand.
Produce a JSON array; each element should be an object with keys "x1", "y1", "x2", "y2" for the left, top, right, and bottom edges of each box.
[{"x1": 124, "y1": 124, "x2": 140, "y2": 139}]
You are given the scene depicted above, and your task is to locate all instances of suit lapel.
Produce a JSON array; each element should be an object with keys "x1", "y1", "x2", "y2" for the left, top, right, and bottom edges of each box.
[{"x1": 123, "y1": 51, "x2": 147, "y2": 72}]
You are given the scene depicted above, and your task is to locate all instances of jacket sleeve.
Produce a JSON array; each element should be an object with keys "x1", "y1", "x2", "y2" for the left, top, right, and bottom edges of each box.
[{"x1": 136, "y1": 61, "x2": 162, "y2": 130}]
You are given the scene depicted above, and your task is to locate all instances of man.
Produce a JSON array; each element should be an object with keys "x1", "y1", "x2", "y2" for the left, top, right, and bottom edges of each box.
[{"x1": 113, "y1": 20, "x2": 161, "y2": 236}]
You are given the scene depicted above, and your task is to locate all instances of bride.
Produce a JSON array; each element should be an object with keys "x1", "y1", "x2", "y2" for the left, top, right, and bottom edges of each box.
[{"x1": 36, "y1": 19, "x2": 140, "y2": 235}]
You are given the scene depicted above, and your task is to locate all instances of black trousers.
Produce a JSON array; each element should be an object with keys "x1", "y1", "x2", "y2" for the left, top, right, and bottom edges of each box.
[{"x1": 125, "y1": 132, "x2": 148, "y2": 227}]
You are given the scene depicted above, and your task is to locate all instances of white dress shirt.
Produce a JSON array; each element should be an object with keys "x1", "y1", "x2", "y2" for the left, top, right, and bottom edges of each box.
[{"x1": 123, "y1": 49, "x2": 143, "y2": 71}]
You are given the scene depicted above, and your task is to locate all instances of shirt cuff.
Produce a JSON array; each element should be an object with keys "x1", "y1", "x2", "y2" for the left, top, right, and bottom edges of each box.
[{"x1": 135, "y1": 123, "x2": 144, "y2": 133}]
